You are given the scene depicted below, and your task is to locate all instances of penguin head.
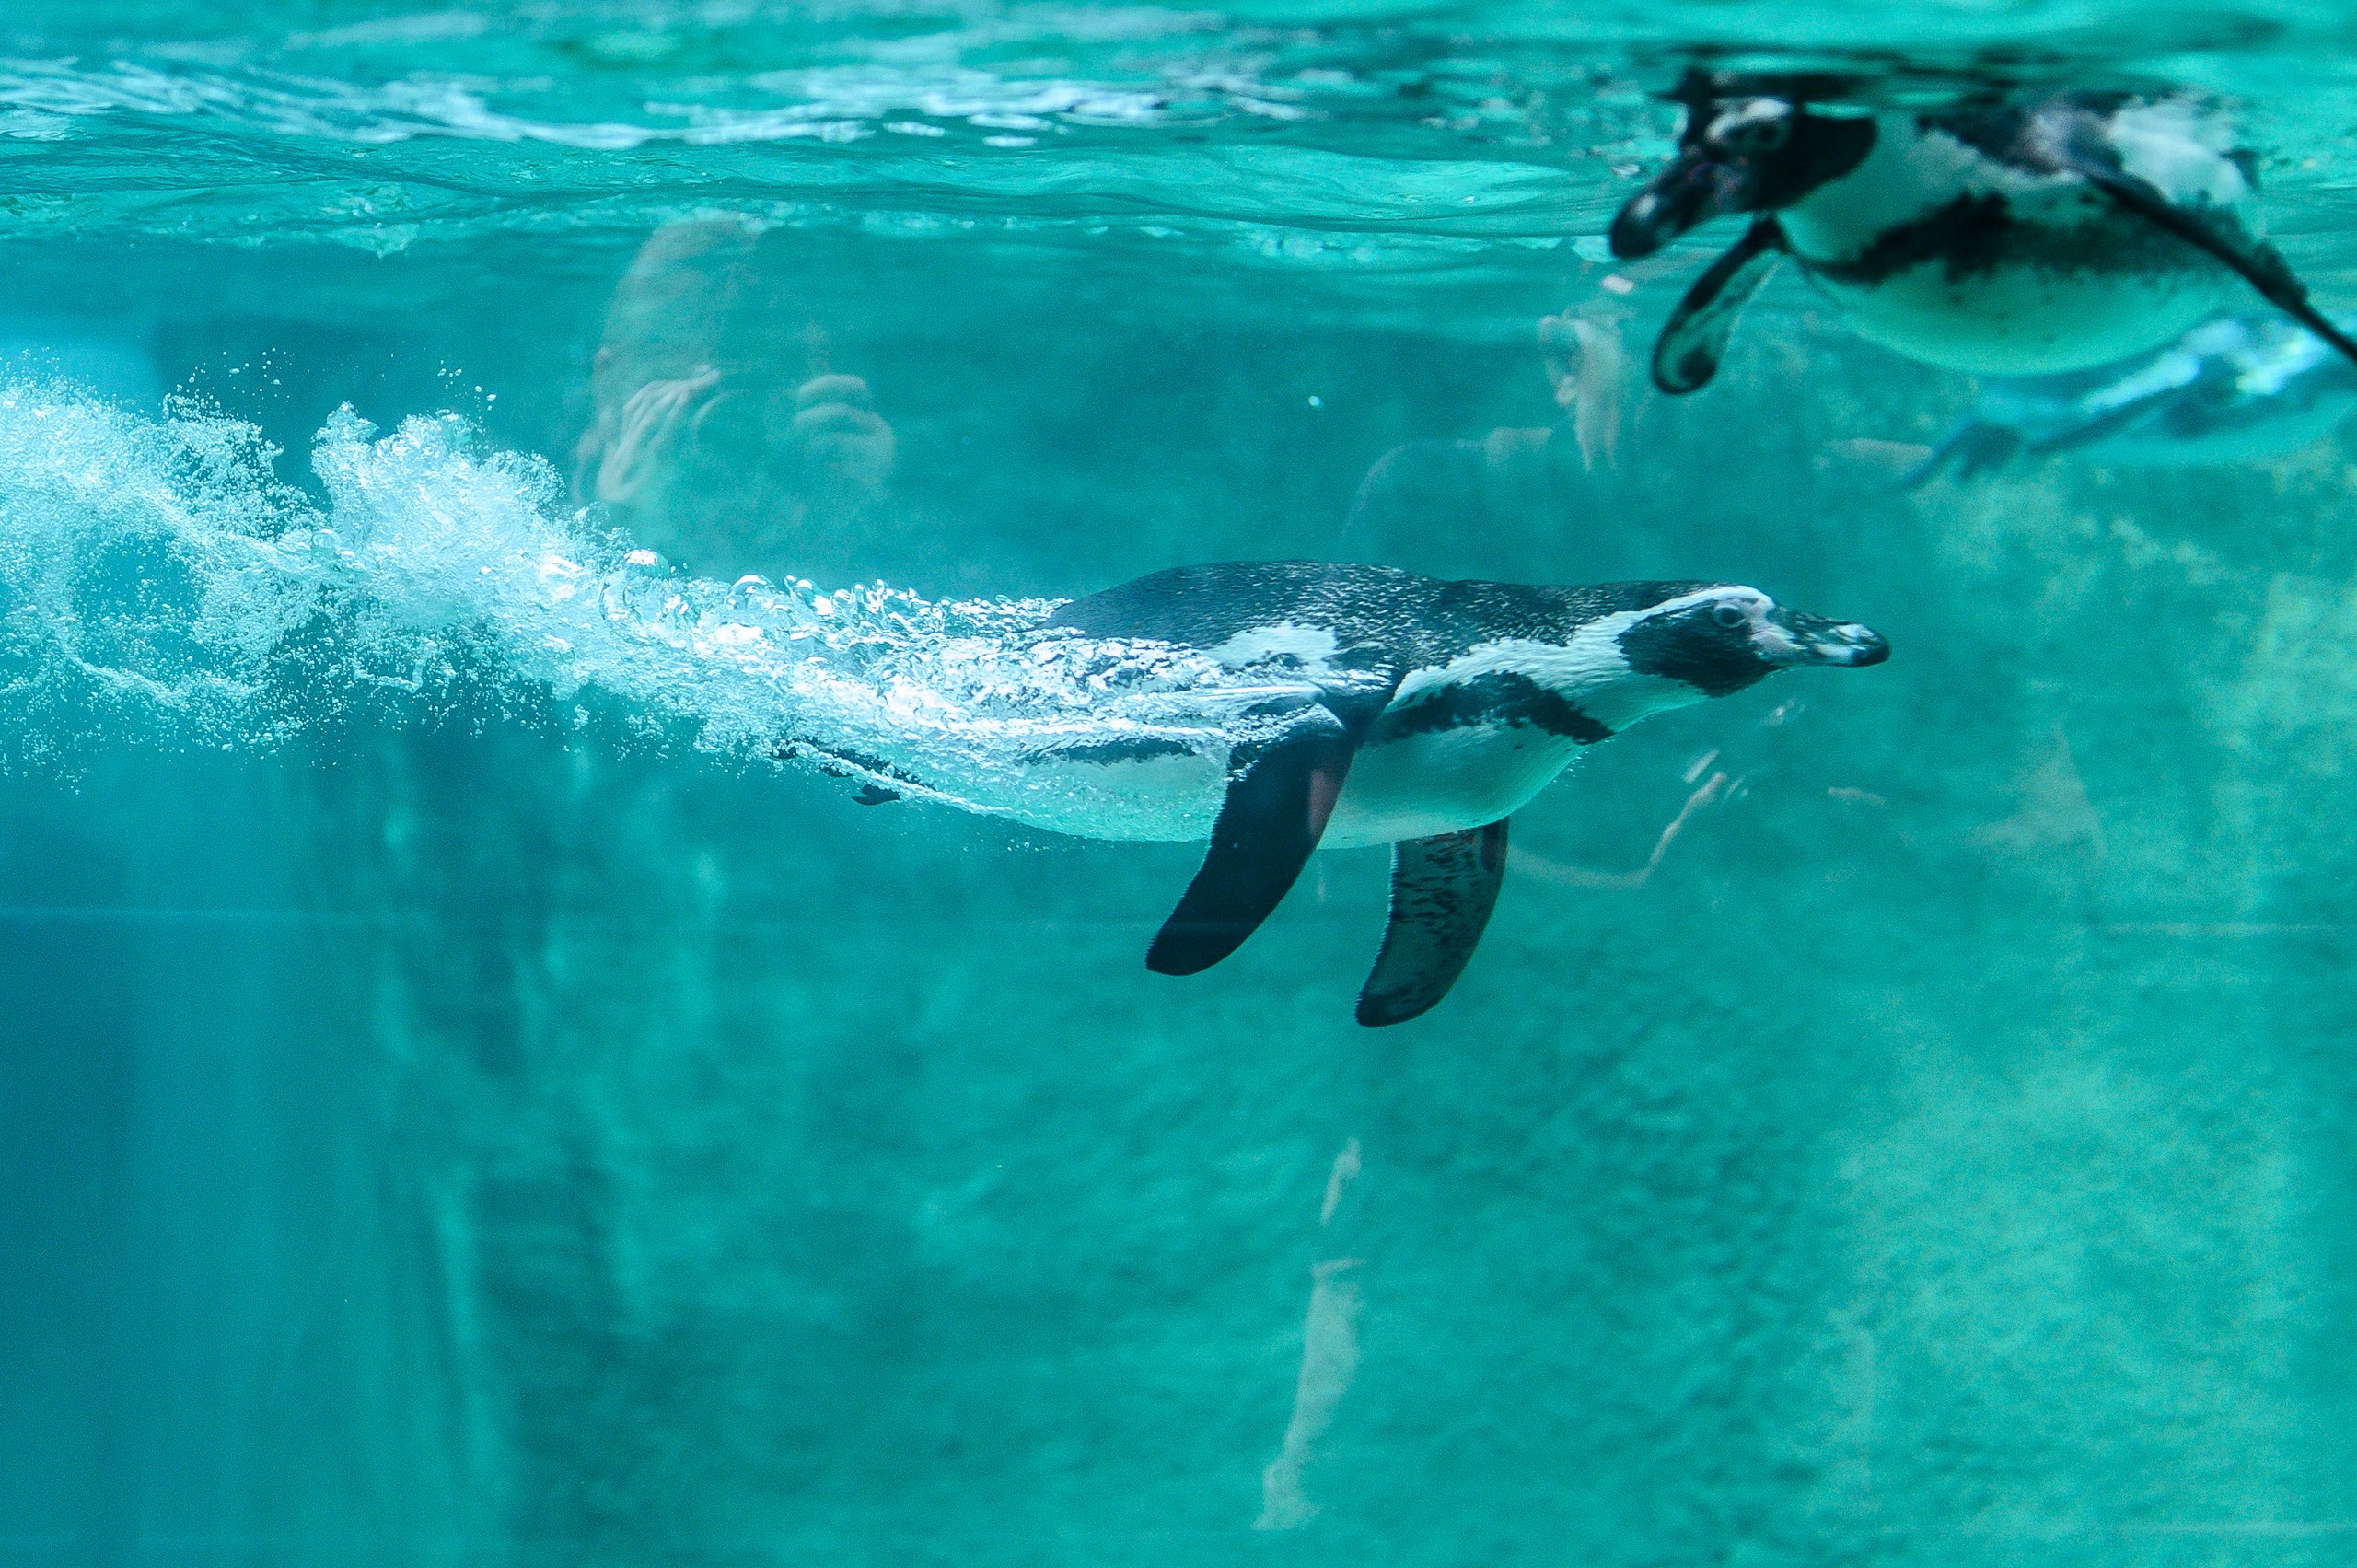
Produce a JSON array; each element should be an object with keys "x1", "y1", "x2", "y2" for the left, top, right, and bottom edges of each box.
[
  {"x1": 1615, "y1": 585, "x2": 1888, "y2": 699},
  {"x1": 1609, "y1": 76, "x2": 1876, "y2": 259}
]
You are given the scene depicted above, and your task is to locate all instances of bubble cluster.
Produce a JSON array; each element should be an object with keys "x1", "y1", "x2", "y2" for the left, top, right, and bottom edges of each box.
[{"x1": 0, "y1": 382, "x2": 1305, "y2": 834}]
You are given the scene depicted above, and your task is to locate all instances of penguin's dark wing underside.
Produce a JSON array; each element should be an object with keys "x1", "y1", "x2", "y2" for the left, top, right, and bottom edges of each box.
[
  {"x1": 1146, "y1": 677, "x2": 1398, "y2": 979},
  {"x1": 1355, "y1": 820, "x2": 1509, "y2": 1027},
  {"x1": 1654, "y1": 215, "x2": 1786, "y2": 395},
  {"x1": 2054, "y1": 149, "x2": 2357, "y2": 371}
]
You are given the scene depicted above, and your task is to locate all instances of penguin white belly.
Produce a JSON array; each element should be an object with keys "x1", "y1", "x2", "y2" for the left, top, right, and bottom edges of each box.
[
  {"x1": 1779, "y1": 125, "x2": 2252, "y2": 375},
  {"x1": 1322, "y1": 724, "x2": 1582, "y2": 848},
  {"x1": 1804, "y1": 255, "x2": 2231, "y2": 374},
  {"x1": 993, "y1": 723, "x2": 1580, "y2": 849}
]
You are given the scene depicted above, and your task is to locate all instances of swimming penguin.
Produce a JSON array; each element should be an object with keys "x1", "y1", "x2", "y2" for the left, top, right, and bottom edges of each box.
[
  {"x1": 1904, "y1": 310, "x2": 2357, "y2": 485},
  {"x1": 1043, "y1": 563, "x2": 1887, "y2": 1025},
  {"x1": 1608, "y1": 72, "x2": 2357, "y2": 394}
]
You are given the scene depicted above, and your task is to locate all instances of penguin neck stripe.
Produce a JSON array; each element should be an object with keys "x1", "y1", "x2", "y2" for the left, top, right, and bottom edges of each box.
[
  {"x1": 1395, "y1": 610, "x2": 1714, "y2": 735},
  {"x1": 1804, "y1": 189, "x2": 2211, "y2": 285},
  {"x1": 1384, "y1": 671, "x2": 1610, "y2": 744}
]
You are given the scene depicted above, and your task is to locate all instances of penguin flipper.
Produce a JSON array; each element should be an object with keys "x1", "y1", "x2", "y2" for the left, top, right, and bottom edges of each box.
[
  {"x1": 2061, "y1": 155, "x2": 2357, "y2": 371},
  {"x1": 1653, "y1": 215, "x2": 1785, "y2": 395},
  {"x1": 1147, "y1": 715, "x2": 1364, "y2": 977},
  {"x1": 1354, "y1": 819, "x2": 1509, "y2": 1027}
]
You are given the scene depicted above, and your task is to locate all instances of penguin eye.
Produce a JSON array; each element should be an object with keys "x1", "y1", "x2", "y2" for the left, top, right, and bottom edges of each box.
[{"x1": 1712, "y1": 603, "x2": 1750, "y2": 629}]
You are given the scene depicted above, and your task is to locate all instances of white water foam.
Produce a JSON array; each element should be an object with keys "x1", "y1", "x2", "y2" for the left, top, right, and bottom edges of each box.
[{"x1": 0, "y1": 382, "x2": 1315, "y2": 836}]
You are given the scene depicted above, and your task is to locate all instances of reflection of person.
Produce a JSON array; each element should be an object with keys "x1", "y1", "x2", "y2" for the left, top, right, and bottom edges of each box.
[
  {"x1": 574, "y1": 220, "x2": 899, "y2": 582},
  {"x1": 1341, "y1": 303, "x2": 1631, "y2": 575},
  {"x1": 1256, "y1": 1138, "x2": 1367, "y2": 1530}
]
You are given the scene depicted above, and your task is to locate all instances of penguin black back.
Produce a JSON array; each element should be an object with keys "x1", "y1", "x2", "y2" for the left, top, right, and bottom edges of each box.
[{"x1": 1050, "y1": 561, "x2": 1714, "y2": 668}]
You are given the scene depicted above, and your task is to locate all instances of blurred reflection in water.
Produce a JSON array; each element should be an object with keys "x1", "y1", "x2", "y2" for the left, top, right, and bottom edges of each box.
[
  {"x1": 1257, "y1": 1137, "x2": 1366, "y2": 1530},
  {"x1": 1343, "y1": 299, "x2": 1634, "y2": 576},
  {"x1": 574, "y1": 220, "x2": 901, "y2": 582}
]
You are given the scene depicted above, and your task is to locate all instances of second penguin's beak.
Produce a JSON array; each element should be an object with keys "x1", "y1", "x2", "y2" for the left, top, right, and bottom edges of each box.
[
  {"x1": 1762, "y1": 609, "x2": 1888, "y2": 668},
  {"x1": 1608, "y1": 150, "x2": 1761, "y2": 260}
]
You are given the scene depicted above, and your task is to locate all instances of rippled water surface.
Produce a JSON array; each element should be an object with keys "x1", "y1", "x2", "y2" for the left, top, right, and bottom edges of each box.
[{"x1": 11, "y1": 2, "x2": 2357, "y2": 1564}]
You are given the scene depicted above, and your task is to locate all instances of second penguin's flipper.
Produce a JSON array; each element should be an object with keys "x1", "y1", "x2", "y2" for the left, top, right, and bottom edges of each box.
[
  {"x1": 1146, "y1": 718, "x2": 1362, "y2": 977},
  {"x1": 1653, "y1": 215, "x2": 1786, "y2": 394},
  {"x1": 1354, "y1": 819, "x2": 1509, "y2": 1028},
  {"x1": 2063, "y1": 156, "x2": 2357, "y2": 370}
]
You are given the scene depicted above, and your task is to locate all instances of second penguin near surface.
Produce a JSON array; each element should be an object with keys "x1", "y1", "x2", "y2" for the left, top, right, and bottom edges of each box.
[{"x1": 1611, "y1": 74, "x2": 2357, "y2": 393}]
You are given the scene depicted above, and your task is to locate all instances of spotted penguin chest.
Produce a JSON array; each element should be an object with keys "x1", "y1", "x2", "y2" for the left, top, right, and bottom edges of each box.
[
  {"x1": 1798, "y1": 208, "x2": 2235, "y2": 374},
  {"x1": 1781, "y1": 140, "x2": 2247, "y2": 374}
]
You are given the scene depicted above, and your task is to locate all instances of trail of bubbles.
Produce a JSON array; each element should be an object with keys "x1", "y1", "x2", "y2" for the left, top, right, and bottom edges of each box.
[{"x1": 0, "y1": 383, "x2": 1306, "y2": 836}]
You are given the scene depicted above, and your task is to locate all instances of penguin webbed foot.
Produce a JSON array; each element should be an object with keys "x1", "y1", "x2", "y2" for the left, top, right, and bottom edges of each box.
[
  {"x1": 1902, "y1": 421, "x2": 2021, "y2": 489},
  {"x1": 782, "y1": 739, "x2": 916, "y2": 806}
]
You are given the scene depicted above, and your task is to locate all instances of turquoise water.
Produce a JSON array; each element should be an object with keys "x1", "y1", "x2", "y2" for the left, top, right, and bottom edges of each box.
[{"x1": 10, "y1": 3, "x2": 2357, "y2": 1563}]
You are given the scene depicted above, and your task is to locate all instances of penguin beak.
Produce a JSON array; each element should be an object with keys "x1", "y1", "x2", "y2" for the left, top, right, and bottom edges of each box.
[
  {"x1": 1609, "y1": 150, "x2": 1762, "y2": 260},
  {"x1": 1762, "y1": 610, "x2": 1888, "y2": 668}
]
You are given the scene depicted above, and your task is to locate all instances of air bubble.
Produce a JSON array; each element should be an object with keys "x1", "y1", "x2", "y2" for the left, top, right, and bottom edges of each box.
[{"x1": 0, "y1": 383, "x2": 1292, "y2": 839}]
